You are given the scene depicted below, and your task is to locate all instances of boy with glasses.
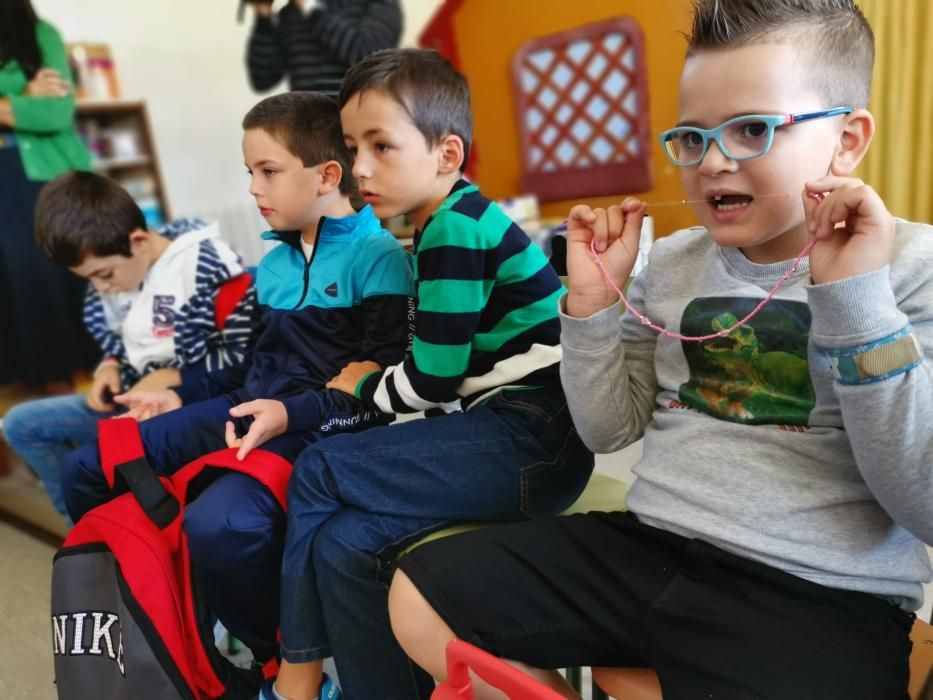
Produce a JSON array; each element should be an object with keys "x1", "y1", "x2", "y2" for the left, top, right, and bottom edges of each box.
[{"x1": 390, "y1": 1, "x2": 933, "y2": 697}]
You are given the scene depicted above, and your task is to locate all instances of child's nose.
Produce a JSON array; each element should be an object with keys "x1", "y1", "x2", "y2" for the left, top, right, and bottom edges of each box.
[
  {"x1": 698, "y1": 140, "x2": 738, "y2": 175},
  {"x1": 352, "y1": 155, "x2": 370, "y2": 179}
]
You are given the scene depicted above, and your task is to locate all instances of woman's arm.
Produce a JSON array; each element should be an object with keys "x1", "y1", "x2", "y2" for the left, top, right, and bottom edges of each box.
[
  {"x1": 0, "y1": 97, "x2": 13, "y2": 127},
  {"x1": 7, "y1": 23, "x2": 77, "y2": 133}
]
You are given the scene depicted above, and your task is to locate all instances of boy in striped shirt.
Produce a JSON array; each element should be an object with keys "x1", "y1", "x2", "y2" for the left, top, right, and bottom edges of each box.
[
  {"x1": 261, "y1": 49, "x2": 594, "y2": 700},
  {"x1": 3, "y1": 172, "x2": 254, "y2": 521}
]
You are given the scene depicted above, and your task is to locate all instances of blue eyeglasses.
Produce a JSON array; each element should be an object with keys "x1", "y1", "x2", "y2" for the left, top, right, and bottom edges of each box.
[{"x1": 659, "y1": 107, "x2": 853, "y2": 167}]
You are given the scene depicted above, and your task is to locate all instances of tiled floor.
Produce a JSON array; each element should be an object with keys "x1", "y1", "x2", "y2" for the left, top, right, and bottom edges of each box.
[{"x1": 0, "y1": 521, "x2": 57, "y2": 699}]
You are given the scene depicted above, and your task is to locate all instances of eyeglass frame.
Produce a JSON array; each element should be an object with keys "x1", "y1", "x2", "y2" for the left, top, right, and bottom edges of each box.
[{"x1": 658, "y1": 107, "x2": 854, "y2": 167}]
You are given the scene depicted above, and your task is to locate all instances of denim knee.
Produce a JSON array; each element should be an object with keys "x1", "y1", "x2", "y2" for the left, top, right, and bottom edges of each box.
[
  {"x1": 1, "y1": 402, "x2": 33, "y2": 449},
  {"x1": 312, "y1": 516, "x2": 397, "y2": 590},
  {"x1": 287, "y1": 447, "x2": 332, "y2": 508}
]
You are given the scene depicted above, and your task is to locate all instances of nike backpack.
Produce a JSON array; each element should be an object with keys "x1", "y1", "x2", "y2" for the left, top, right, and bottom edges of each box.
[{"x1": 50, "y1": 417, "x2": 290, "y2": 699}]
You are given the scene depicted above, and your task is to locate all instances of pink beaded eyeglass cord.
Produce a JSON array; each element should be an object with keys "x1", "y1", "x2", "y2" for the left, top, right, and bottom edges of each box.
[{"x1": 587, "y1": 193, "x2": 817, "y2": 342}]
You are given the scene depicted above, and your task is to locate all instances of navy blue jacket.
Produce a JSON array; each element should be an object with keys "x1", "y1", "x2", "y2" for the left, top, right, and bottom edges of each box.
[{"x1": 175, "y1": 206, "x2": 414, "y2": 433}]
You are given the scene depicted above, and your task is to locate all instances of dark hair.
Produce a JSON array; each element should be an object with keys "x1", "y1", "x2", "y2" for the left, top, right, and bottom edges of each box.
[
  {"x1": 687, "y1": 0, "x2": 874, "y2": 108},
  {"x1": 242, "y1": 91, "x2": 355, "y2": 195},
  {"x1": 0, "y1": 0, "x2": 41, "y2": 78},
  {"x1": 338, "y1": 48, "x2": 473, "y2": 171},
  {"x1": 35, "y1": 171, "x2": 146, "y2": 267}
]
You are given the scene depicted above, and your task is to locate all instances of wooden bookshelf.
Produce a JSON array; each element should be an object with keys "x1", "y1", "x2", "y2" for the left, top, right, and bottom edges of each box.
[{"x1": 75, "y1": 99, "x2": 171, "y2": 226}]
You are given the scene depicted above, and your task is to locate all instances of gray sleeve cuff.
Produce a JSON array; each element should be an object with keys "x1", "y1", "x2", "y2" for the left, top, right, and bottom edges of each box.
[
  {"x1": 559, "y1": 296, "x2": 623, "y2": 353},
  {"x1": 807, "y1": 267, "x2": 907, "y2": 347}
]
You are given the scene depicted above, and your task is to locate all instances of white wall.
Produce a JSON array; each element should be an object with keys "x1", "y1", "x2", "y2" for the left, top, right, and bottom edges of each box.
[{"x1": 33, "y1": 0, "x2": 442, "y2": 263}]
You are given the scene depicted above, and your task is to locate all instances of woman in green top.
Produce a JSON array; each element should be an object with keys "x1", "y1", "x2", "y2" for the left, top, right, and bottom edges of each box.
[{"x1": 0, "y1": 0, "x2": 97, "y2": 388}]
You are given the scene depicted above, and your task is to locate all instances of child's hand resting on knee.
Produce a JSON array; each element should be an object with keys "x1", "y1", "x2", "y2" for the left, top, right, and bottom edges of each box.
[
  {"x1": 225, "y1": 399, "x2": 288, "y2": 461},
  {"x1": 87, "y1": 363, "x2": 121, "y2": 412},
  {"x1": 114, "y1": 389, "x2": 182, "y2": 421},
  {"x1": 326, "y1": 360, "x2": 381, "y2": 396}
]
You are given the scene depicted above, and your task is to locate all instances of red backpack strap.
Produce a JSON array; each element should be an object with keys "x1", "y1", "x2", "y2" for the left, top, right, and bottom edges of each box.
[
  {"x1": 172, "y1": 447, "x2": 292, "y2": 511},
  {"x1": 97, "y1": 417, "x2": 180, "y2": 529},
  {"x1": 214, "y1": 272, "x2": 252, "y2": 329},
  {"x1": 98, "y1": 417, "x2": 145, "y2": 490}
]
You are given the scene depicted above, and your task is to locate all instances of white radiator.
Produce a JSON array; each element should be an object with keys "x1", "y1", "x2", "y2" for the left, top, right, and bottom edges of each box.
[{"x1": 190, "y1": 199, "x2": 274, "y2": 268}]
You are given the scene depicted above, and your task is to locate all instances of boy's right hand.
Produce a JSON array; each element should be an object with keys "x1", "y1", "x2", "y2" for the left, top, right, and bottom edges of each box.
[
  {"x1": 565, "y1": 198, "x2": 646, "y2": 318},
  {"x1": 225, "y1": 399, "x2": 288, "y2": 461},
  {"x1": 87, "y1": 365, "x2": 121, "y2": 413},
  {"x1": 114, "y1": 389, "x2": 182, "y2": 421}
]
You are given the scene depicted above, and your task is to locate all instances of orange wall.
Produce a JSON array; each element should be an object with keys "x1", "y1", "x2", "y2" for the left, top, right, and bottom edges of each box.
[{"x1": 452, "y1": 0, "x2": 697, "y2": 238}]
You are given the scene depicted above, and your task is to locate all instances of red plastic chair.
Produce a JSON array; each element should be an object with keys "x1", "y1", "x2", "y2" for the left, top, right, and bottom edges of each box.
[{"x1": 433, "y1": 640, "x2": 566, "y2": 700}]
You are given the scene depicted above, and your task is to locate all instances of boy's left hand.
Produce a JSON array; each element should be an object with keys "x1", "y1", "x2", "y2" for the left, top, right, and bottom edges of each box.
[
  {"x1": 225, "y1": 399, "x2": 288, "y2": 461},
  {"x1": 803, "y1": 177, "x2": 895, "y2": 285},
  {"x1": 326, "y1": 360, "x2": 381, "y2": 396}
]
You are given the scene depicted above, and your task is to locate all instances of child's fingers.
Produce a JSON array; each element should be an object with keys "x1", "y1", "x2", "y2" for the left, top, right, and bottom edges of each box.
[
  {"x1": 236, "y1": 424, "x2": 263, "y2": 461},
  {"x1": 804, "y1": 177, "x2": 864, "y2": 237},
  {"x1": 813, "y1": 188, "x2": 857, "y2": 239},
  {"x1": 565, "y1": 205, "x2": 598, "y2": 247},
  {"x1": 802, "y1": 189, "x2": 822, "y2": 235},
  {"x1": 591, "y1": 208, "x2": 609, "y2": 252},
  {"x1": 134, "y1": 403, "x2": 154, "y2": 422},
  {"x1": 619, "y1": 201, "x2": 646, "y2": 252},
  {"x1": 606, "y1": 205, "x2": 624, "y2": 243},
  {"x1": 567, "y1": 205, "x2": 597, "y2": 228},
  {"x1": 224, "y1": 421, "x2": 239, "y2": 449},
  {"x1": 229, "y1": 401, "x2": 258, "y2": 418},
  {"x1": 86, "y1": 392, "x2": 102, "y2": 412}
]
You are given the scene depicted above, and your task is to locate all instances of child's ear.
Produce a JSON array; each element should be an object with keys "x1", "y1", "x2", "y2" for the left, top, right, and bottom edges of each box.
[
  {"x1": 436, "y1": 134, "x2": 465, "y2": 175},
  {"x1": 127, "y1": 228, "x2": 149, "y2": 254},
  {"x1": 830, "y1": 109, "x2": 874, "y2": 177},
  {"x1": 318, "y1": 160, "x2": 344, "y2": 194}
]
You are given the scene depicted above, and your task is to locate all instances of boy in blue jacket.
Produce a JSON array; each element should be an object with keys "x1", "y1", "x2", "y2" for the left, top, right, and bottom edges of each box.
[{"x1": 60, "y1": 91, "x2": 414, "y2": 664}]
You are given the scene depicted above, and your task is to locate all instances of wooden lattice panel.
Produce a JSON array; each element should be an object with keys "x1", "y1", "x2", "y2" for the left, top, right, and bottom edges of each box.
[{"x1": 511, "y1": 17, "x2": 652, "y2": 202}]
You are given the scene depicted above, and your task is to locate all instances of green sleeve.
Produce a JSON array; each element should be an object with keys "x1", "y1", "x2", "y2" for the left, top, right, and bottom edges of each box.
[{"x1": 8, "y1": 22, "x2": 77, "y2": 134}]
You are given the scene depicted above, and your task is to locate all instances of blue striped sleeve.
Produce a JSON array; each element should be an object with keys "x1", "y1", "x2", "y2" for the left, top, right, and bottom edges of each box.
[{"x1": 174, "y1": 240, "x2": 254, "y2": 373}]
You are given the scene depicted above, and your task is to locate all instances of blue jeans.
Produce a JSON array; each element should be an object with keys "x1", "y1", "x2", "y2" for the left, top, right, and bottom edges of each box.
[
  {"x1": 2, "y1": 393, "x2": 117, "y2": 518},
  {"x1": 280, "y1": 386, "x2": 594, "y2": 700}
]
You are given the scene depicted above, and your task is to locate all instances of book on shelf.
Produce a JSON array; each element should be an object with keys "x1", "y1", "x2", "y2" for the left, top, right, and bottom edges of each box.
[{"x1": 67, "y1": 43, "x2": 121, "y2": 100}]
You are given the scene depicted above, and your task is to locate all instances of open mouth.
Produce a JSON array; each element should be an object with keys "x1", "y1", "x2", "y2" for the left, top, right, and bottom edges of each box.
[{"x1": 709, "y1": 194, "x2": 753, "y2": 211}]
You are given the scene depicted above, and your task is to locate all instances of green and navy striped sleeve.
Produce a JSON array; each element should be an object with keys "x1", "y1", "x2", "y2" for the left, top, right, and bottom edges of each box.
[{"x1": 358, "y1": 182, "x2": 564, "y2": 413}]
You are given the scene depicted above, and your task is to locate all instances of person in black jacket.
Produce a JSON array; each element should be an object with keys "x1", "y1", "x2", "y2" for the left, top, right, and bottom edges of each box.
[{"x1": 245, "y1": 0, "x2": 402, "y2": 96}]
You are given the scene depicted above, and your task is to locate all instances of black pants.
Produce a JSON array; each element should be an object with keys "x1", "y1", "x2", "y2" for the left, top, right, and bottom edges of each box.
[
  {"x1": 400, "y1": 511, "x2": 914, "y2": 700},
  {"x1": 0, "y1": 146, "x2": 97, "y2": 387}
]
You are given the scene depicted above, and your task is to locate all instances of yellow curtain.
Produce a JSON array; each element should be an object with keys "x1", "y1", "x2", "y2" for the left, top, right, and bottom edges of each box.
[{"x1": 857, "y1": 0, "x2": 933, "y2": 223}]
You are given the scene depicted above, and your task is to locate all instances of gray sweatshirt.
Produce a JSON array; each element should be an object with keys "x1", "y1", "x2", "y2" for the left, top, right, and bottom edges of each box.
[{"x1": 559, "y1": 221, "x2": 933, "y2": 610}]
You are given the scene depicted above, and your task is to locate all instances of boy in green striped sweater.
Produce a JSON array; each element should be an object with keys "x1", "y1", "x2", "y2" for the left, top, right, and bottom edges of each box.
[{"x1": 262, "y1": 49, "x2": 594, "y2": 700}]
